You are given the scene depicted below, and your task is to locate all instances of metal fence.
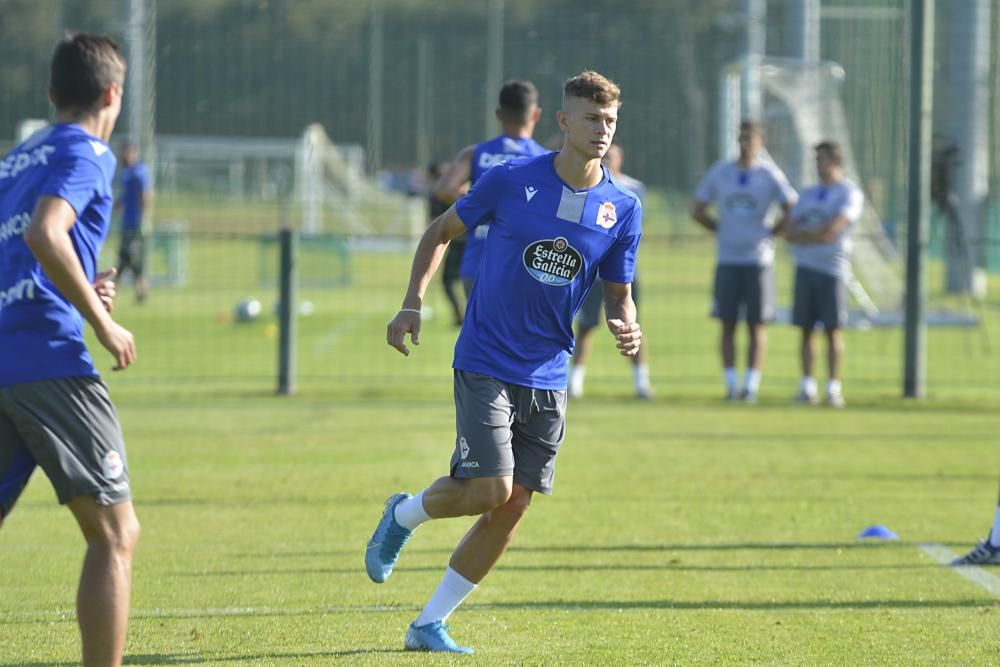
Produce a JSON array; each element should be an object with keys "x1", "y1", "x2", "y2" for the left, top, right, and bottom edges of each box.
[{"x1": 1, "y1": 0, "x2": 998, "y2": 399}]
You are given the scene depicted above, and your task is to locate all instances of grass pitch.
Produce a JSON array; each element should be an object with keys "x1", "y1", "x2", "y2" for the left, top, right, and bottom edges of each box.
[
  {"x1": 2, "y1": 199, "x2": 999, "y2": 664},
  {"x1": 1, "y1": 381, "x2": 998, "y2": 665}
]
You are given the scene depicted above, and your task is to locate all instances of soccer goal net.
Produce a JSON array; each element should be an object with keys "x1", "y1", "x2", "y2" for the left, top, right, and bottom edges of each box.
[{"x1": 297, "y1": 123, "x2": 424, "y2": 243}]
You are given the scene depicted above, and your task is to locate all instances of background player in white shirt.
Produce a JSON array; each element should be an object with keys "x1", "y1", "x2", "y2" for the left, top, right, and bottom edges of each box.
[
  {"x1": 784, "y1": 141, "x2": 864, "y2": 407},
  {"x1": 691, "y1": 121, "x2": 797, "y2": 402}
]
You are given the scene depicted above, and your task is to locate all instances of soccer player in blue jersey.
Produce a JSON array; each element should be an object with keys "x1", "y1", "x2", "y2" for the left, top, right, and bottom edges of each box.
[
  {"x1": 432, "y1": 79, "x2": 549, "y2": 298},
  {"x1": 115, "y1": 141, "x2": 152, "y2": 303},
  {"x1": 368, "y1": 71, "x2": 642, "y2": 654},
  {"x1": 0, "y1": 34, "x2": 140, "y2": 667}
]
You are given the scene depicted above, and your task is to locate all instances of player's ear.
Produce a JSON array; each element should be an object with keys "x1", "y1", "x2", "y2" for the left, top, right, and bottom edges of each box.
[
  {"x1": 531, "y1": 106, "x2": 542, "y2": 123},
  {"x1": 495, "y1": 108, "x2": 503, "y2": 122},
  {"x1": 555, "y1": 110, "x2": 568, "y2": 132}
]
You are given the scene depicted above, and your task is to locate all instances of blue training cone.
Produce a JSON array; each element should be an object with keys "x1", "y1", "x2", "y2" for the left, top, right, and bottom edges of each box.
[{"x1": 858, "y1": 524, "x2": 900, "y2": 540}]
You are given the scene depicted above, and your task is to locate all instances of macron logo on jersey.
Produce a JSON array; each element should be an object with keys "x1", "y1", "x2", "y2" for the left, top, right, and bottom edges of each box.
[
  {"x1": 89, "y1": 141, "x2": 109, "y2": 157},
  {"x1": 525, "y1": 186, "x2": 538, "y2": 202}
]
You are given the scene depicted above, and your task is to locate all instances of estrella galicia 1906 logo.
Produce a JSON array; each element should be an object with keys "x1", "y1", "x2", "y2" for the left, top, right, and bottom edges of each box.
[{"x1": 523, "y1": 236, "x2": 583, "y2": 286}]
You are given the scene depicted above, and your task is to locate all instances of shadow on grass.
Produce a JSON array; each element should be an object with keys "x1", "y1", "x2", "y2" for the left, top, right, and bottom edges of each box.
[
  {"x1": 17, "y1": 650, "x2": 409, "y2": 666},
  {"x1": 167, "y1": 562, "x2": 940, "y2": 577}
]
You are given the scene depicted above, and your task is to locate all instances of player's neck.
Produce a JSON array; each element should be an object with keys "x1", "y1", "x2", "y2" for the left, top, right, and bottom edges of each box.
[
  {"x1": 56, "y1": 111, "x2": 114, "y2": 143},
  {"x1": 553, "y1": 147, "x2": 603, "y2": 190},
  {"x1": 501, "y1": 124, "x2": 533, "y2": 139}
]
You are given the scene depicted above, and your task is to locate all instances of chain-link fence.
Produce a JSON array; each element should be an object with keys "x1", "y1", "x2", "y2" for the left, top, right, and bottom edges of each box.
[{"x1": 2, "y1": 0, "x2": 998, "y2": 399}]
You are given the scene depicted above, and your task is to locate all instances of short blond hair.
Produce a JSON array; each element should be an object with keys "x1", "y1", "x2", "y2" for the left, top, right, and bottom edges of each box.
[{"x1": 563, "y1": 70, "x2": 621, "y2": 107}]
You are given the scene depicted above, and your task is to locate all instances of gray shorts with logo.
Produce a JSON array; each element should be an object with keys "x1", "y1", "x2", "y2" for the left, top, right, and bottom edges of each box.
[
  {"x1": 792, "y1": 265, "x2": 848, "y2": 330},
  {"x1": 451, "y1": 370, "x2": 566, "y2": 495},
  {"x1": 0, "y1": 376, "x2": 131, "y2": 518},
  {"x1": 712, "y1": 263, "x2": 775, "y2": 323}
]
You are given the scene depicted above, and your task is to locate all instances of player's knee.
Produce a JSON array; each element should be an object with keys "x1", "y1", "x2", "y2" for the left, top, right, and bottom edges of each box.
[
  {"x1": 465, "y1": 477, "x2": 513, "y2": 514},
  {"x1": 496, "y1": 487, "x2": 532, "y2": 522},
  {"x1": 91, "y1": 510, "x2": 141, "y2": 555}
]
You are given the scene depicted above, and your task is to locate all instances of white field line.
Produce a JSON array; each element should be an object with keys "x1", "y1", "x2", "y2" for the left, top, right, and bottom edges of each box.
[{"x1": 918, "y1": 543, "x2": 1000, "y2": 597}]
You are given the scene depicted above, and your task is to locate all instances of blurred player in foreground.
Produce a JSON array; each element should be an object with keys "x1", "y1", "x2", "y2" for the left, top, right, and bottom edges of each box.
[
  {"x1": 691, "y1": 121, "x2": 796, "y2": 403},
  {"x1": 432, "y1": 79, "x2": 549, "y2": 297},
  {"x1": 370, "y1": 71, "x2": 642, "y2": 654},
  {"x1": 568, "y1": 143, "x2": 653, "y2": 399},
  {"x1": 0, "y1": 33, "x2": 140, "y2": 667}
]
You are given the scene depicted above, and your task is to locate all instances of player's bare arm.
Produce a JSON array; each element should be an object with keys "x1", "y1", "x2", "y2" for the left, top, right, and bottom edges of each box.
[
  {"x1": 690, "y1": 200, "x2": 717, "y2": 233},
  {"x1": 602, "y1": 280, "x2": 641, "y2": 357},
  {"x1": 387, "y1": 206, "x2": 469, "y2": 356},
  {"x1": 25, "y1": 196, "x2": 136, "y2": 370},
  {"x1": 770, "y1": 202, "x2": 795, "y2": 236},
  {"x1": 93, "y1": 267, "x2": 118, "y2": 312},
  {"x1": 815, "y1": 213, "x2": 852, "y2": 242},
  {"x1": 432, "y1": 145, "x2": 475, "y2": 204}
]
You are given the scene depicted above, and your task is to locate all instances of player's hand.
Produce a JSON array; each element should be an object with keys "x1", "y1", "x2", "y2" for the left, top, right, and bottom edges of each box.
[
  {"x1": 607, "y1": 318, "x2": 642, "y2": 357},
  {"x1": 96, "y1": 320, "x2": 137, "y2": 371},
  {"x1": 93, "y1": 267, "x2": 118, "y2": 313},
  {"x1": 387, "y1": 308, "x2": 421, "y2": 357}
]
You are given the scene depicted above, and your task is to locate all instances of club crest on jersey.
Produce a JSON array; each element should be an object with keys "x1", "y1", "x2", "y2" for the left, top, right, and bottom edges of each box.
[
  {"x1": 596, "y1": 201, "x2": 617, "y2": 229},
  {"x1": 523, "y1": 236, "x2": 583, "y2": 286}
]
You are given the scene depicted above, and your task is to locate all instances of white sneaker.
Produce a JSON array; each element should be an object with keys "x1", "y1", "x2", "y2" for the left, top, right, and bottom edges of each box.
[
  {"x1": 794, "y1": 389, "x2": 818, "y2": 405},
  {"x1": 825, "y1": 392, "x2": 846, "y2": 408}
]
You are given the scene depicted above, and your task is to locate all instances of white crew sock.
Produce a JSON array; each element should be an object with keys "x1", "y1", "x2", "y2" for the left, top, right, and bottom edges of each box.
[
  {"x1": 634, "y1": 363, "x2": 650, "y2": 391},
  {"x1": 414, "y1": 567, "x2": 478, "y2": 626},
  {"x1": 724, "y1": 368, "x2": 738, "y2": 393},
  {"x1": 394, "y1": 490, "x2": 431, "y2": 531},
  {"x1": 800, "y1": 376, "x2": 817, "y2": 396},
  {"x1": 570, "y1": 365, "x2": 586, "y2": 395},
  {"x1": 744, "y1": 368, "x2": 762, "y2": 394},
  {"x1": 827, "y1": 379, "x2": 843, "y2": 397},
  {"x1": 990, "y1": 505, "x2": 1000, "y2": 547}
]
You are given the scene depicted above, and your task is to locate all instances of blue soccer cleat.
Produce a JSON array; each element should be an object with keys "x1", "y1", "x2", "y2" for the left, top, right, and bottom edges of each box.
[
  {"x1": 951, "y1": 533, "x2": 1000, "y2": 566},
  {"x1": 404, "y1": 620, "x2": 474, "y2": 654},
  {"x1": 365, "y1": 492, "x2": 413, "y2": 583}
]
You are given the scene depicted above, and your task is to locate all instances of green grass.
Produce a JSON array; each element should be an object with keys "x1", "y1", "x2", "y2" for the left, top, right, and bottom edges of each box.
[
  {"x1": 1, "y1": 384, "x2": 998, "y2": 665},
  {"x1": 2, "y1": 197, "x2": 999, "y2": 664}
]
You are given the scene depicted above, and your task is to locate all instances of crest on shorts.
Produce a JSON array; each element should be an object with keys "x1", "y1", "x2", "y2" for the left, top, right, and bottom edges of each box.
[
  {"x1": 102, "y1": 451, "x2": 124, "y2": 480},
  {"x1": 596, "y1": 201, "x2": 617, "y2": 229}
]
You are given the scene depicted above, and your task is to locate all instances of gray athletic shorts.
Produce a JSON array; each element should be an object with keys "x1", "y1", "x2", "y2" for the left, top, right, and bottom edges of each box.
[
  {"x1": 0, "y1": 376, "x2": 131, "y2": 518},
  {"x1": 576, "y1": 275, "x2": 641, "y2": 330},
  {"x1": 792, "y1": 265, "x2": 848, "y2": 330},
  {"x1": 451, "y1": 370, "x2": 566, "y2": 495},
  {"x1": 711, "y1": 263, "x2": 775, "y2": 324}
]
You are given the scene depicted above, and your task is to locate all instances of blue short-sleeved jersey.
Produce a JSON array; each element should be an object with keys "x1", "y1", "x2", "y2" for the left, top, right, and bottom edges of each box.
[
  {"x1": 459, "y1": 135, "x2": 549, "y2": 280},
  {"x1": 118, "y1": 162, "x2": 150, "y2": 231},
  {"x1": 0, "y1": 124, "x2": 117, "y2": 387},
  {"x1": 454, "y1": 152, "x2": 642, "y2": 390}
]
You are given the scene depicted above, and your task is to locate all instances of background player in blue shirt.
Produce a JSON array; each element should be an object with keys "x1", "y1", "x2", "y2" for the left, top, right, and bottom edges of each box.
[
  {"x1": 368, "y1": 71, "x2": 642, "y2": 654},
  {"x1": 432, "y1": 80, "x2": 549, "y2": 298},
  {"x1": 568, "y1": 143, "x2": 654, "y2": 399},
  {"x1": 0, "y1": 34, "x2": 140, "y2": 667},
  {"x1": 114, "y1": 141, "x2": 152, "y2": 303}
]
